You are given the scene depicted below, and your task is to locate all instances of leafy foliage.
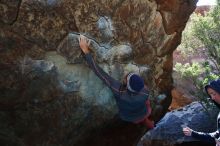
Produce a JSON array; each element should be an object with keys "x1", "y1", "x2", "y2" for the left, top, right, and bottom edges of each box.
[
  {"x1": 178, "y1": 3, "x2": 220, "y2": 72},
  {"x1": 177, "y1": 13, "x2": 203, "y2": 57},
  {"x1": 174, "y1": 62, "x2": 219, "y2": 108},
  {"x1": 192, "y1": 4, "x2": 220, "y2": 72},
  {"x1": 175, "y1": 3, "x2": 220, "y2": 109}
]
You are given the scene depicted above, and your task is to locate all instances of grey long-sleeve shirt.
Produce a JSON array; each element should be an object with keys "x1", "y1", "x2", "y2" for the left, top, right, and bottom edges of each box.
[{"x1": 84, "y1": 53, "x2": 150, "y2": 122}]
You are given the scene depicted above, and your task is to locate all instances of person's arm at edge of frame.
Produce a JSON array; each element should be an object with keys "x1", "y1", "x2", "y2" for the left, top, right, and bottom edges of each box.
[
  {"x1": 78, "y1": 35, "x2": 121, "y2": 97},
  {"x1": 192, "y1": 130, "x2": 217, "y2": 143},
  {"x1": 183, "y1": 126, "x2": 216, "y2": 143}
]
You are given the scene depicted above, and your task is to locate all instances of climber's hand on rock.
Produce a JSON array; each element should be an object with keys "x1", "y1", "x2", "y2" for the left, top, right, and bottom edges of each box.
[{"x1": 78, "y1": 34, "x2": 91, "y2": 54}]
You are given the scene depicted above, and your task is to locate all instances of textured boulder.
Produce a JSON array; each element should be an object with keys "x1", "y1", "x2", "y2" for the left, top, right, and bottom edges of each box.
[
  {"x1": 1, "y1": 0, "x2": 198, "y2": 92},
  {"x1": 137, "y1": 102, "x2": 218, "y2": 146},
  {"x1": 0, "y1": 0, "x2": 198, "y2": 146}
]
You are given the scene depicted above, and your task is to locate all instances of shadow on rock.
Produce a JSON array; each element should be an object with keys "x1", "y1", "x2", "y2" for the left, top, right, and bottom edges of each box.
[{"x1": 75, "y1": 117, "x2": 148, "y2": 146}]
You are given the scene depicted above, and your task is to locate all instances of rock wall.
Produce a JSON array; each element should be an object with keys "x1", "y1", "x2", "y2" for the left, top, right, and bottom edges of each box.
[{"x1": 0, "y1": 0, "x2": 198, "y2": 146}]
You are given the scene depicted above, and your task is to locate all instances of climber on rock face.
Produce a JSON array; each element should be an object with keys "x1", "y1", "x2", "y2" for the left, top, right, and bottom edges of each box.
[
  {"x1": 78, "y1": 34, "x2": 154, "y2": 129},
  {"x1": 183, "y1": 79, "x2": 220, "y2": 146}
]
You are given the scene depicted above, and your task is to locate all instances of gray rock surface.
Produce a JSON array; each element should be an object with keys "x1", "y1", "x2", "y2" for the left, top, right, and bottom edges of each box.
[
  {"x1": 138, "y1": 102, "x2": 218, "y2": 146},
  {"x1": 0, "y1": 0, "x2": 198, "y2": 145}
]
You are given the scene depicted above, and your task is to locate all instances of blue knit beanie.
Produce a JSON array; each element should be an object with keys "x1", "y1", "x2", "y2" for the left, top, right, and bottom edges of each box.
[{"x1": 127, "y1": 73, "x2": 144, "y2": 92}]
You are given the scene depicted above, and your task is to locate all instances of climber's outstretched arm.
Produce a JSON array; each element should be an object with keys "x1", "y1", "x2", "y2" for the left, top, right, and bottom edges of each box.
[{"x1": 78, "y1": 35, "x2": 121, "y2": 96}]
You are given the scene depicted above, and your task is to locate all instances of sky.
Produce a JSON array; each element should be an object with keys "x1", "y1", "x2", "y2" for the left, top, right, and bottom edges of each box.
[{"x1": 197, "y1": 0, "x2": 216, "y2": 6}]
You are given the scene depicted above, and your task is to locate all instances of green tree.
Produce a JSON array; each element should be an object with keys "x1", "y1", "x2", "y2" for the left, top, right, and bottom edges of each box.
[
  {"x1": 178, "y1": 2, "x2": 220, "y2": 72},
  {"x1": 192, "y1": 3, "x2": 220, "y2": 72},
  {"x1": 174, "y1": 0, "x2": 220, "y2": 107},
  {"x1": 174, "y1": 3, "x2": 220, "y2": 109},
  {"x1": 177, "y1": 13, "x2": 203, "y2": 58}
]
